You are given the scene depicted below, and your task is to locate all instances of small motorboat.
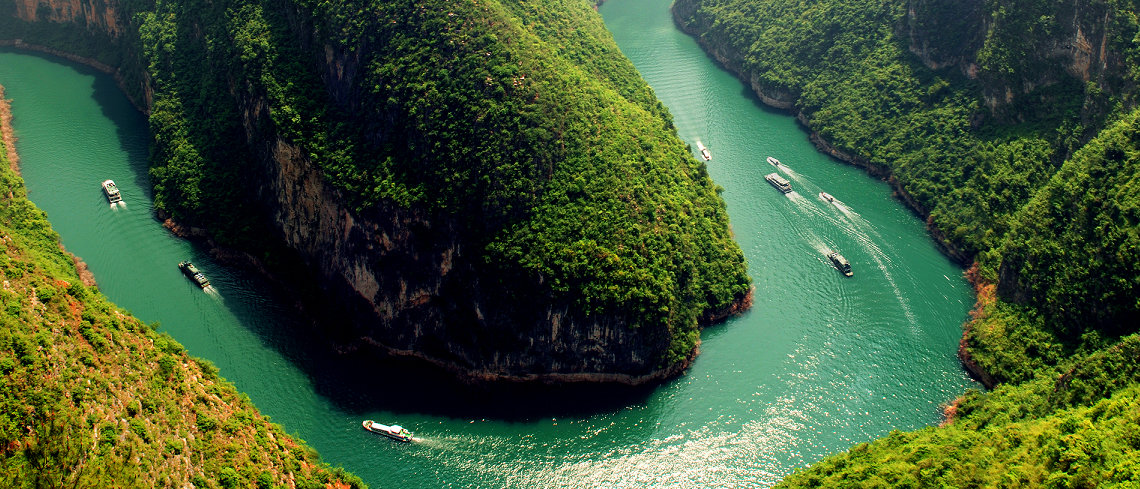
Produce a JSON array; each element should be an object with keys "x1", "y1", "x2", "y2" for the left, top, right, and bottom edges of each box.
[
  {"x1": 765, "y1": 173, "x2": 792, "y2": 193},
  {"x1": 697, "y1": 141, "x2": 711, "y2": 161},
  {"x1": 819, "y1": 192, "x2": 836, "y2": 203},
  {"x1": 102, "y1": 179, "x2": 122, "y2": 204},
  {"x1": 362, "y1": 420, "x2": 413, "y2": 442},
  {"x1": 766, "y1": 156, "x2": 781, "y2": 167}
]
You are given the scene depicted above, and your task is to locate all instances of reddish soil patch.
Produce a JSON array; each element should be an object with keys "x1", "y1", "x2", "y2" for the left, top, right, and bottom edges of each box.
[{"x1": 0, "y1": 86, "x2": 18, "y2": 172}]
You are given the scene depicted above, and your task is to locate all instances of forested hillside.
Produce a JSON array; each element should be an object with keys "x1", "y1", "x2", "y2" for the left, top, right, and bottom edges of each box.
[
  {"x1": 2, "y1": 0, "x2": 752, "y2": 381},
  {"x1": 0, "y1": 90, "x2": 363, "y2": 488},
  {"x1": 674, "y1": 0, "x2": 1140, "y2": 484},
  {"x1": 131, "y1": 0, "x2": 751, "y2": 375}
]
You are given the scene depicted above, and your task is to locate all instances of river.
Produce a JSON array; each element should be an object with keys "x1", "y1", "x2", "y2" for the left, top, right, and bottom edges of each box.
[{"x1": 0, "y1": 0, "x2": 977, "y2": 486}]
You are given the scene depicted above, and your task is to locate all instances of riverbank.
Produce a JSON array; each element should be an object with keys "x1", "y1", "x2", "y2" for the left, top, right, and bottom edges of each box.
[
  {"x1": 670, "y1": 5, "x2": 988, "y2": 393},
  {"x1": 0, "y1": 40, "x2": 148, "y2": 113},
  {"x1": 2, "y1": 37, "x2": 749, "y2": 389},
  {"x1": 5, "y1": 10, "x2": 978, "y2": 484},
  {"x1": 0, "y1": 85, "x2": 15, "y2": 172},
  {"x1": 668, "y1": 9, "x2": 970, "y2": 266},
  {"x1": 0, "y1": 77, "x2": 363, "y2": 488}
]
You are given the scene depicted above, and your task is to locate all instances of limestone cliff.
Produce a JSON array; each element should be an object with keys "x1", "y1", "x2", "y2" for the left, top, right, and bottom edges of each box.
[
  {"x1": 9, "y1": 0, "x2": 122, "y2": 37},
  {"x1": 257, "y1": 133, "x2": 690, "y2": 384},
  {"x1": 904, "y1": 0, "x2": 1131, "y2": 110}
]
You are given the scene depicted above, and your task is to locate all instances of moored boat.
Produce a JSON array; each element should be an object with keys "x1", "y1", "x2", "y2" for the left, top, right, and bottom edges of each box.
[
  {"x1": 178, "y1": 261, "x2": 211, "y2": 288},
  {"x1": 766, "y1": 156, "x2": 781, "y2": 167},
  {"x1": 102, "y1": 179, "x2": 122, "y2": 204},
  {"x1": 827, "y1": 252, "x2": 853, "y2": 277},
  {"x1": 362, "y1": 420, "x2": 413, "y2": 442},
  {"x1": 697, "y1": 141, "x2": 711, "y2": 161},
  {"x1": 765, "y1": 173, "x2": 792, "y2": 193}
]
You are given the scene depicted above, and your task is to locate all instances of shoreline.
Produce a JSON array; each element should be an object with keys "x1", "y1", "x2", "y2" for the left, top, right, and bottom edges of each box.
[
  {"x1": 0, "y1": 85, "x2": 16, "y2": 172},
  {"x1": 665, "y1": 2, "x2": 989, "y2": 369},
  {"x1": 670, "y1": 6, "x2": 991, "y2": 397},
  {"x1": 669, "y1": 13, "x2": 970, "y2": 264},
  {"x1": 0, "y1": 40, "x2": 148, "y2": 114},
  {"x1": 1, "y1": 84, "x2": 98, "y2": 287}
]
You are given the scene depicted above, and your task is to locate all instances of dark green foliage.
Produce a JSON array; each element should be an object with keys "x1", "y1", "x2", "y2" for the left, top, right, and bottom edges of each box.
[
  {"x1": 674, "y1": 0, "x2": 1140, "y2": 278},
  {"x1": 999, "y1": 109, "x2": 1140, "y2": 336},
  {"x1": 963, "y1": 299, "x2": 1064, "y2": 385},
  {"x1": 127, "y1": 0, "x2": 750, "y2": 364},
  {"x1": 9, "y1": 0, "x2": 751, "y2": 369},
  {"x1": 781, "y1": 334, "x2": 1140, "y2": 488},
  {"x1": 676, "y1": 0, "x2": 1140, "y2": 365}
]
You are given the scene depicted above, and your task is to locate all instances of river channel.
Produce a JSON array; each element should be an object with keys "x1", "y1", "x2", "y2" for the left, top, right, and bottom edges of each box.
[{"x1": 0, "y1": 0, "x2": 977, "y2": 486}]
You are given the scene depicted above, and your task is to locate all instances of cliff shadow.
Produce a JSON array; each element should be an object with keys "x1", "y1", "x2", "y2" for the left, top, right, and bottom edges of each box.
[
  {"x1": 309, "y1": 345, "x2": 664, "y2": 422},
  {"x1": 205, "y1": 258, "x2": 661, "y2": 422}
]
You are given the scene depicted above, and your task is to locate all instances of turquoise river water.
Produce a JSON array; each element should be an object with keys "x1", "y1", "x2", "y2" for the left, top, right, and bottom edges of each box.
[{"x1": 0, "y1": 0, "x2": 978, "y2": 486}]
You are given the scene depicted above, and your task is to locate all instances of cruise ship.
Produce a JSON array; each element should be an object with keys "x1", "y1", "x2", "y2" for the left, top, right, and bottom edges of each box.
[
  {"x1": 102, "y1": 179, "x2": 122, "y2": 204},
  {"x1": 178, "y1": 261, "x2": 211, "y2": 288},
  {"x1": 362, "y1": 420, "x2": 413, "y2": 442},
  {"x1": 765, "y1": 173, "x2": 792, "y2": 193},
  {"x1": 827, "y1": 252, "x2": 854, "y2": 277}
]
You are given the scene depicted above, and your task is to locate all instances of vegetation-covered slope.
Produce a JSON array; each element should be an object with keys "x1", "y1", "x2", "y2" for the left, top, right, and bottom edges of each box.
[
  {"x1": 133, "y1": 0, "x2": 750, "y2": 364},
  {"x1": 0, "y1": 95, "x2": 362, "y2": 487},
  {"x1": 0, "y1": 0, "x2": 753, "y2": 374},
  {"x1": 673, "y1": 0, "x2": 1140, "y2": 483}
]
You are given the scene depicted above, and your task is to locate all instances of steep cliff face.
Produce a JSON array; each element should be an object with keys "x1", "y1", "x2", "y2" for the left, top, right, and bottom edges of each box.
[
  {"x1": 224, "y1": 0, "x2": 752, "y2": 384},
  {"x1": 904, "y1": 0, "x2": 1132, "y2": 110},
  {"x1": 258, "y1": 131, "x2": 686, "y2": 383},
  {"x1": 252, "y1": 26, "x2": 709, "y2": 382},
  {"x1": 903, "y1": 0, "x2": 984, "y2": 72},
  {"x1": 10, "y1": 0, "x2": 122, "y2": 37}
]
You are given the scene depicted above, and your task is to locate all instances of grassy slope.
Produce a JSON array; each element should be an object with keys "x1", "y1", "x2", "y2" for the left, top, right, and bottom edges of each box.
[{"x1": 0, "y1": 96, "x2": 362, "y2": 488}]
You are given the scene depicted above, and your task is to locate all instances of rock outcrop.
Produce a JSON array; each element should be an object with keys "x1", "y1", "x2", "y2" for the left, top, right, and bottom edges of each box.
[
  {"x1": 249, "y1": 105, "x2": 695, "y2": 385},
  {"x1": 9, "y1": 0, "x2": 122, "y2": 37},
  {"x1": 903, "y1": 0, "x2": 1128, "y2": 110}
]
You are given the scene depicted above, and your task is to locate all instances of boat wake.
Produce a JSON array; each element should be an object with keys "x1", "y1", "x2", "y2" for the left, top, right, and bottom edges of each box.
[
  {"x1": 767, "y1": 156, "x2": 800, "y2": 178},
  {"x1": 806, "y1": 235, "x2": 830, "y2": 256},
  {"x1": 783, "y1": 176, "x2": 918, "y2": 329},
  {"x1": 777, "y1": 165, "x2": 802, "y2": 180},
  {"x1": 830, "y1": 202, "x2": 918, "y2": 330}
]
